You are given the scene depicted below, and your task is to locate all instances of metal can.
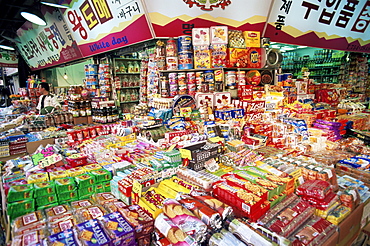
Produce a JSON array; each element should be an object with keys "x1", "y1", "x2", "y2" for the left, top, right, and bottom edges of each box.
[
  {"x1": 225, "y1": 70, "x2": 237, "y2": 89},
  {"x1": 237, "y1": 70, "x2": 246, "y2": 85},
  {"x1": 177, "y1": 35, "x2": 192, "y2": 52},
  {"x1": 166, "y1": 57, "x2": 178, "y2": 70},
  {"x1": 204, "y1": 70, "x2": 215, "y2": 93},
  {"x1": 178, "y1": 72, "x2": 187, "y2": 95},
  {"x1": 195, "y1": 71, "x2": 204, "y2": 92},
  {"x1": 187, "y1": 72, "x2": 196, "y2": 85},
  {"x1": 178, "y1": 52, "x2": 193, "y2": 70}
]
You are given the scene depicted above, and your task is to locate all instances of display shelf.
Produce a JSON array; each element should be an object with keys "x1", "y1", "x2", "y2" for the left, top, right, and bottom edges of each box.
[
  {"x1": 113, "y1": 57, "x2": 141, "y2": 61},
  {"x1": 159, "y1": 67, "x2": 274, "y2": 73},
  {"x1": 120, "y1": 87, "x2": 140, "y2": 89},
  {"x1": 120, "y1": 100, "x2": 139, "y2": 104},
  {"x1": 115, "y1": 72, "x2": 141, "y2": 75}
]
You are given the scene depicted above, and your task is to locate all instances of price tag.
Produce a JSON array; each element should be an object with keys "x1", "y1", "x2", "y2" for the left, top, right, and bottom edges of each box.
[
  {"x1": 204, "y1": 158, "x2": 219, "y2": 173},
  {"x1": 179, "y1": 148, "x2": 192, "y2": 160}
]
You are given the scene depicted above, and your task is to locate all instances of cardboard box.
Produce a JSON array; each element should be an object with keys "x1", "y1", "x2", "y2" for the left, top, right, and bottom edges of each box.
[
  {"x1": 73, "y1": 116, "x2": 88, "y2": 125},
  {"x1": 227, "y1": 48, "x2": 248, "y2": 67},
  {"x1": 26, "y1": 138, "x2": 55, "y2": 154},
  {"x1": 322, "y1": 230, "x2": 339, "y2": 246},
  {"x1": 337, "y1": 203, "x2": 364, "y2": 246}
]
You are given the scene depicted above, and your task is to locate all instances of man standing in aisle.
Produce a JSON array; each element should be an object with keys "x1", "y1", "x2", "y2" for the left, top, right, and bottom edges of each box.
[{"x1": 36, "y1": 82, "x2": 60, "y2": 114}]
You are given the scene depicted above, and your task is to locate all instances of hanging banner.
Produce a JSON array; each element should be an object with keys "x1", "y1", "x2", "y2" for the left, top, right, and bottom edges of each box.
[
  {"x1": 0, "y1": 51, "x2": 18, "y2": 68},
  {"x1": 16, "y1": 6, "x2": 83, "y2": 71},
  {"x1": 264, "y1": 0, "x2": 370, "y2": 53},
  {"x1": 61, "y1": 0, "x2": 154, "y2": 57},
  {"x1": 143, "y1": 0, "x2": 272, "y2": 37}
]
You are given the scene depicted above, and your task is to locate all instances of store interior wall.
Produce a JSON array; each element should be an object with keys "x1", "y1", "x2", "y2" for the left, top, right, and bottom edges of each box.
[{"x1": 41, "y1": 58, "x2": 94, "y2": 87}]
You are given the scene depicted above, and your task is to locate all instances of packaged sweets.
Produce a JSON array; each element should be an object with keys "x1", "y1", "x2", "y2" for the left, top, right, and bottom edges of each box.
[
  {"x1": 76, "y1": 205, "x2": 108, "y2": 222},
  {"x1": 27, "y1": 173, "x2": 49, "y2": 184},
  {"x1": 44, "y1": 229, "x2": 80, "y2": 246},
  {"x1": 71, "y1": 199, "x2": 95, "y2": 210},
  {"x1": 34, "y1": 181, "x2": 55, "y2": 197},
  {"x1": 45, "y1": 204, "x2": 73, "y2": 223},
  {"x1": 191, "y1": 193, "x2": 233, "y2": 220},
  {"x1": 154, "y1": 213, "x2": 196, "y2": 246},
  {"x1": 75, "y1": 173, "x2": 96, "y2": 188},
  {"x1": 210, "y1": 26, "x2": 228, "y2": 44},
  {"x1": 339, "y1": 187, "x2": 360, "y2": 210},
  {"x1": 49, "y1": 170, "x2": 69, "y2": 180},
  {"x1": 12, "y1": 229, "x2": 47, "y2": 246},
  {"x1": 91, "y1": 169, "x2": 112, "y2": 183},
  {"x1": 83, "y1": 164, "x2": 103, "y2": 172},
  {"x1": 93, "y1": 192, "x2": 118, "y2": 205},
  {"x1": 76, "y1": 219, "x2": 112, "y2": 246},
  {"x1": 55, "y1": 177, "x2": 76, "y2": 193},
  {"x1": 178, "y1": 193, "x2": 222, "y2": 229},
  {"x1": 35, "y1": 194, "x2": 58, "y2": 207},
  {"x1": 99, "y1": 212, "x2": 136, "y2": 246},
  {"x1": 118, "y1": 204, "x2": 155, "y2": 238},
  {"x1": 208, "y1": 228, "x2": 246, "y2": 246},
  {"x1": 12, "y1": 210, "x2": 47, "y2": 236},
  {"x1": 66, "y1": 166, "x2": 86, "y2": 177},
  {"x1": 162, "y1": 199, "x2": 207, "y2": 242},
  {"x1": 78, "y1": 186, "x2": 95, "y2": 198},
  {"x1": 301, "y1": 191, "x2": 338, "y2": 210},
  {"x1": 7, "y1": 184, "x2": 34, "y2": 203},
  {"x1": 48, "y1": 216, "x2": 77, "y2": 234},
  {"x1": 58, "y1": 190, "x2": 78, "y2": 203},
  {"x1": 8, "y1": 199, "x2": 35, "y2": 219},
  {"x1": 326, "y1": 205, "x2": 351, "y2": 225},
  {"x1": 296, "y1": 180, "x2": 332, "y2": 200}
]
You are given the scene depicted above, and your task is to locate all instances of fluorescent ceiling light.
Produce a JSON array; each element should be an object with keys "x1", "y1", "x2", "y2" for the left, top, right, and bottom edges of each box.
[
  {"x1": 283, "y1": 47, "x2": 295, "y2": 50},
  {"x1": 21, "y1": 8, "x2": 47, "y2": 26},
  {"x1": 297, "y1": 46, "x2": 308, "y2": 48},
  {"x1": 0, "y1": 44, "x2": 15, "y2": 51},
  {"x1": 271, "y1": 45, "x2": 280, "y2": 49},
  {"x1": 41, "y1": 1, "x2": 69, "y2": 8}
]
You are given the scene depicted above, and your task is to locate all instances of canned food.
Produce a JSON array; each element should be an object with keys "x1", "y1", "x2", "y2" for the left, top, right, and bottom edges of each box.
[
  {"x1": 237, "y1": 70, "x2": 246, "y2": 85},
  {"x1": 166, "y1": 57, "x2": 178, "y2": 70},
  {"x1": 225, "y1": 71, "x2": 237, "y2": 89},
  {"x1": 177, "y1": 35, "x2": 192, "y2": 52},
  {"x1": 204, "y1": 70, "x2": 215, "y2": 92},
  {"x1": 178, "y1": 52, "x2": 193, "y2": 70},
  {"x1": 187, "y1": 72, "x2": 196, "y2": 84}
]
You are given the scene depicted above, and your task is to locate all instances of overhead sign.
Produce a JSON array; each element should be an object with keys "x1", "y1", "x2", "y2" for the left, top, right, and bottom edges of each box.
[
  {"x1": 0, "y1": 51, "x2": 18, "y2": 68},
  {"x1": 61, "y1": 0, "x2": 154, "y2": 57},
  {"x1": 16, "y1": 6, "x2": 83, "y2": 71},
  {"x1": 143, "y1": 0, "x2": 272, "y2": 37},
  {"x1": 264, "y1": 0, "x2": 370, "y2": 53}
]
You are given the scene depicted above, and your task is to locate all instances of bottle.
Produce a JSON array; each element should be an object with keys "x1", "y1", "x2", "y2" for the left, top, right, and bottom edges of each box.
[
  {"x1": 133, "y1": 61, "x2": 140, "y2": 73},
  {"x1": 127, "y1": 62, "x2": 134, "y2": 73}
]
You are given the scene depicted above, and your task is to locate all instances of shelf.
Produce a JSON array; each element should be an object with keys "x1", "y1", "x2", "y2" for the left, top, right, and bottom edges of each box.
[
  {"x1": 159, "y1": 67, "x2": 274, "y2": 73},
  {"x1": 307, "y1": 66, "x2": 341, "y2": 70},
  {"x1": 114, "y1": 58, "x2": 141, "y2": 61},
  {"x1": 115, "y1": 72, "x2": 140, "y2": 75},
  {"x1": 309, "y1": 74, "x2": 339, "y2": 77},
  {"x1": 120, "y1": 87, "x2": 140, "y2": 89},
  {"x1": 120, "y1": 100, "x2": 139, "y2": 104}
]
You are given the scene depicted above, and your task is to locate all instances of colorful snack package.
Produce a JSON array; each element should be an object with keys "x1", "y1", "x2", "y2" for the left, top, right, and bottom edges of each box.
[
  {"x1": 7, "y1": 184, "x2": 34, "y2": 203},
  {"x1": 34, "y1": 181, "x2": 55, "y2": 197},
  {"x1": 45, "y1": 204, "x2": 73, "y2": 223},
  {"x1": 75, "y1": 173, "x2": 96, "y2": 188},
  {"x1": 93, "y1": 192, "x2": 118, "y2": 206},
  {"x1": 178, "y1": 193, "x2": 222, "y2": 229},
  {"x1": 118, "y1": 204, "x2": 155, "y2": 238},
  {"x1": 75, "y1": 205, "x2": 108, "y2": 223},
  {"x1": 154, "y1": 213, "x2": 196, "y2": 246},
  {"x1": 209, "y1": 228, "x2": 246, "y2": 246},
  {"x1": 99, "y1": 212, "x2": 136, "y2": 246},
  {"x1": 54, "y1": 177, "x2": 76, "y2": 193},
  {"x1": 91, "y1": 169, "x2": 112, "y2": 183},
  {"x1": 48, "y1": 216, "x2": 77, "y2": 234},
  {"x1": 12, "y1": 229, "x2": 47, "y2": 246},
  {"x1": 296, "y1": 180, "x2": 332, "y2": 200},
  {"x1": 191, "y1": 192, "x2": 233, "y2": 220},
  {"x1": 43, "y1": 229, "x2": 80, "y2": 246},
  {"x1": 162, "y1": 199, "x2": 207, "y2": 242},
  {"x1": 71, "y1": 199, "x2": 95, "y2": 210},
  {"x1": 12, "y1": 210, "x2": 47, "y2": 236},
  {"x1": 76, "y1": 219, "x2": 111, "y2": 246}
]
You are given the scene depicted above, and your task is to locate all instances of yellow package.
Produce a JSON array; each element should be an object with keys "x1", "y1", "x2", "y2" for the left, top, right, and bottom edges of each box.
[
  {"x1": 326, "y1": 205, "x2": 351, "y2": 225},
  {"x1": 138, "y1": 197, "x2": 162, "y2": 219},
  {"x1": 83, "y1": 163, "x2": 102, "y2": 172},
  {"x1": 315, "y1": 202, "x2": 340, "y2": 219},
  {"x1": 27, "y1": 173, "x2": 49, "y2": 184},
  {"x1": 243, "y1": 31, "x2": 260, "y2": 48},
  {"x1": 155, "y1": 185, "x2": 177, "y2": 199},
  {"x1": 49, "y1": 170, "x2": 68, "y2": 180},
  {"x1": 66, "y1": 167, "x2": 86, "y2": 177}
]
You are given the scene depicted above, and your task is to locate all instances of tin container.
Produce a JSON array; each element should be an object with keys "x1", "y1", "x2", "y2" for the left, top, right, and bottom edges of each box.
[
  {"x1": 178, "y1": 52, "x2": 193, "y2": 70},
  {"x1": 177, "y1": 35, "x2": 192, "y2": 52},
  {"x1": 204, "y1": 70, "x2": 215, "y2": 93}
]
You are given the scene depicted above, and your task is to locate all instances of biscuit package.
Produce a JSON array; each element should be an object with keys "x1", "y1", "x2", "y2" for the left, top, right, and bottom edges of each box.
[
  {"x1": 12, "y1": 229, "x2": 47, "y2": 246},
  {"x1": 162, "y1": 199, "x2": 207, "y2": 242},
  {"x1": 190, "y1": 192, "x2": 233, "y2": 220},
  {"x1": 71, "y1": 199, "x2": 95, "y2": 210},
  {"x1": 99, "y1": 212, "x2": 136, "y2": 246},
  {"x1": 75, "y1": 205, "x2": 108, "y2": 223},
  {"x1": 12, "y1": 210, "x2": 47, "y2": 236},
  {"x1": 118, "y1": 204, "x2": 155, "y2": 238},
  {"x1": 34, "y1": 181, "x2": 55, "y2": 197},
  {"x1": 93, "y1": 192, "x2": 118, "y2": 206},
  {"x1": 44, "y1": 229, "x2": 80, "y2": 246},
  {"x1": 154, "y1": 213, "x2": 197, "y2": 246},
  {"x1": 76, "y1": 219, "x2": 111, "y2": 246},
  {"x1": 45, "y1": 204, "x2": 73, "y2": 223}
]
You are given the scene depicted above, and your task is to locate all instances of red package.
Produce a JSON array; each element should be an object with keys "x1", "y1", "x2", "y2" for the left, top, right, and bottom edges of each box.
[
  {"x1": 296, "y1": 180, "x2": 332, "y2": 200},
  {"x1": 301, "y1": 191, "x2": 338, "y2": 210}
]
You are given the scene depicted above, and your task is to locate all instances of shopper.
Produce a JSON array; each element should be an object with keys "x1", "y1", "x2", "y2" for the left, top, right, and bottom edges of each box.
[{"x1": 36, "y1": 82, "x2": 60, "y2": 114}]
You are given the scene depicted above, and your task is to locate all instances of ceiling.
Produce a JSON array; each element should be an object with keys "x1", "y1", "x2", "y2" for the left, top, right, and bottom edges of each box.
[{"x1": 0, "y1": 0, "x2": 35, "y2": 49}]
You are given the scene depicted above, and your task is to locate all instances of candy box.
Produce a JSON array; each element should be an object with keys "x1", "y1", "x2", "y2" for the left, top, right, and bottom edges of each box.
[
  {"x1": 76, "y1": 173, "x2": 96, "y2": 188},
  {"x1": 119, "y1": 204, "x2": 155, "y2": 238},
  {"x1": 57, "y1": 190, "x2": 78, "y2": 203},
  {"x1": 49, "y1": 170, "x2": 69, "y2": 180},
  {"x1": 76, "y1": 219, "x2": 111, "y2": 246},
  {"x1": 91, "y1": 169, "x2": 112, "y2": 183},
  {"x1": 192, "y1": 28, "x2": 210, "y2": 46},
  {"x1": 67, "y1": 166, "x2": 86, "y2": 177},
  {"x1": 193, "y1": 45, "x2": 211, "y2": 69},
  {"x1": 99, "y1": 212, "x2": 136, "y2": 246},
  {"x1": 35, "y1": 194, "x2": 58, "y2": 207},
  {"x1": 210, "y1": 44, "x2": 228, "y2": 68},
  {"x1": 44, "y1": 229, "x2": 80, "y2": 246},
  {"x1": 210, "y1": 26, "x2": 228, "y2": 44},
  {"x1": 7, "y1": 184, "x2": 34, "y2": 202},
  {"x1": 55, "y1": 177, "x2": 76, "y2": 193},
  {"x1": 66, "y1": 154, "x2": 88, "y2": 168},
  {"x1": 27, "y1": 172, "x2": 49, "y2": 184},
  {"x1": 8, "y1": 199, "x2": 35, "y2": 220},
  {"x1": 227, "y1": 48, "x2": 248, "y2": 68},
  {"x1": 84, "y1": 164, "x2": 103, "y2": 172},
  {"x1": 34, "y1": 181, "x2": 55, "y2": 197}
]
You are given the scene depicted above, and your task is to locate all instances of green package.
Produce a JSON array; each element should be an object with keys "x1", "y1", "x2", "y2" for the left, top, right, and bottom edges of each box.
[
  {"x1": 36, "y1": 194, "x2": 58, "y2": 207},
  {"x1": 55, "y1": 177, "x2": 76, "y2": 194},
  {"x1": 103, "y1": 182, "x2": 111, "y2": 192},
  {"x1": 37, "y1": 202, "x2": 58, "y2": 211},
  {"x1": 57, "y1": 190, "x2": 78, "y2": 203},
  {"x1": 90, "y1": 169, "x2": 112, "y2": 183},
  {"x1": 7, "y1": 184, "x2": 34, "y2": 203},
  {"x1": 8, "y1": 199, "x2": 35, "y2": 220},
  {"x1": 78, "y1": 194, "x2": 93, "y2": 200},
  {"x1": 94, "y1": 183, "x2": 105, "y2": 193},
  {"x1": 75, "y1": 173, "x2": 95, "y2": 188},
  {"x1": 34, "y1": 181, "x2": 55, "y2": 197},
  {"x1": 77, "y1": 186, "x2": 95, "y2": 197}
]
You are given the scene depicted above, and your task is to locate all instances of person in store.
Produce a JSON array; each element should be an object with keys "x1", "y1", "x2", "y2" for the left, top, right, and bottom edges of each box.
[{"x1": 36, "y1": 82, "x2": 60, "y2": 114}]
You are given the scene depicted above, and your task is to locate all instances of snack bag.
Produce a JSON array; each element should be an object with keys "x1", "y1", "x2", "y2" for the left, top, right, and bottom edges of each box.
[
  {"x1": 191, "y1": 193, "x2": 233, "y2": 220},
  {"x1": 7, "y1": 184, "x2": 34, "y2": 203},
  {"x1": 75, "y1": 173, "x2": 96, "y2": 188},
  {"x1": 45, "y1": 204, "x2": 73, "y2": 223},
  {"x1": 75, "y1": 205, "x2": 108, "y2": 223},
  {"x1": 296, "y1": 180, "x2": 332, "y2": 200},
  {"x1": 12, "y1": 229, "x2": 47, "y2": 246},
  {"x1": 91, "y1": 169, "x2": 112, "y2": 183},
  {"x1": 99, "y1": 212, "x2": 136, "y2": 246},
  {"x1": 76, "y1": 219, "x2": 111, "y2": 246},
  {"x1": 71, "y1": 199, "x2": 95, "y2": 210},
  {"x1": 93, "y1": 192, "x2": 118, "y2": 206},
  {"x1": 119, "y1": 204, "x2": 155, "y2": 238},
  {"x1": 34, "y1": 181, "x2": 55, "y2": 197},
  {"x1": 55, "y1": 177, "x2": 76, "y2": 193},
  {"x1": 48, "y1": 216, "x2": 77, "y2": 234},
  {"x1": 12, "y1": 210, "x2": 47, "y2": 236},
  {"x1": 44, "y1": 229, "x2": 80, "y2": 246}
]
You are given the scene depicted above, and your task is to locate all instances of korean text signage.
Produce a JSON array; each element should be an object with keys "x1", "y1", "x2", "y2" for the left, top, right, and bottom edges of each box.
[
  {"x1": 143, "y1": 0, "x2": 272, "y2": 37},
  {"x1": 0, "y1": 52, "x2": 17, "y2": 68},
  {"x1": 62, "y1": 0, "x2": 153, "y2": 57},
  {"x1": 16, "y1": 6, "x2": 83, "y2": 70},
  {"x1": 264, "y1": 0, "x2": 370, "y2": 53}
]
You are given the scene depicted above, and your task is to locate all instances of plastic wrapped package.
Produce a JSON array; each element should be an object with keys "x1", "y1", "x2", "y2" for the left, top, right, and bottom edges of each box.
[
  {"x1": 301, "y1": 191, "x2": 338, "y2": 210},
  {"x1": 11, "y1": 228, "x2": 47, "y2": 246},
  {"x1": 12, "y1": 210, "x2": 47, "y2": 236},
  {"x1": 326, "y1": 205, "x2": 351, "y2": 225},
  {"x1": 296, "y1": 180, "x2": 332, "y2": 200},
  {"x1": 339, "y1": 187, "x2": 360, "y2": 210},
  {"x1": 43, "y1": 229, "x2": 80, "y2": 246},
  {"x1": 209, "y1": 228, "x2": 247, "y2": 246},
  {"x1": 290, "y1": 216, "x2": 337, "y2": 246},
  {"x1": 76, "y1": 219, "x2": 112, "y2": 246},
  {"x1": 71, "y1": 199, "x2": 95, "y2": 210},
  {"x1": 45, "y1": 204, "x2": 73, "y2": 223},
  {"x1": 75, "y1": 205, "x2": 108, "y2": 223},
  {"x1": 48, "y1": 215, "x2": 78, "y2": 235},
  {"x1": 93, "y1": 192, "x2": 118, "y2": 205}
]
